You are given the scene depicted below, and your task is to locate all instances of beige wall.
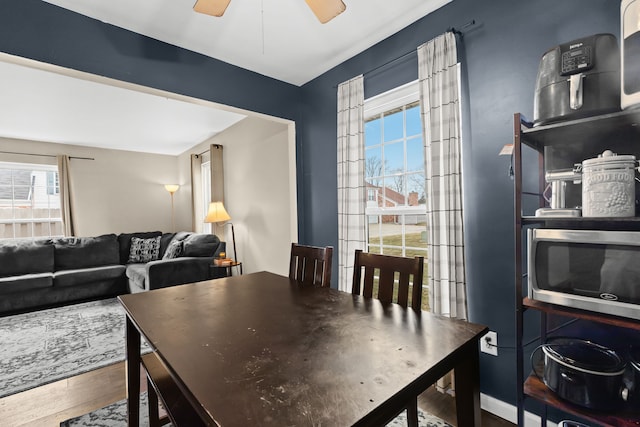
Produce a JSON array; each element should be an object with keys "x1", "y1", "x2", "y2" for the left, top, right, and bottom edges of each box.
[
  {"x1": 0, "y1": 137, "x2": 181, "y2": 236},
  {"x1": 179, "y1": 116, "x2": 297, "y2": 275},
  {"x1": 2, "y1": 113, "x2": 297, "y2": 274}
]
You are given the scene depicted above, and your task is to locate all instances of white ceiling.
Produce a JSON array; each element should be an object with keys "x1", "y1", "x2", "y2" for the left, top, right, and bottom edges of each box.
[
  {"x1": 1, "y1": 0, "x2": 451, "y2": 155},
  {"x1": 0, "y1": 59, "x2": 247, "y2": 155},
  {"x1": 42, "y1": 0, "x2": 451, "y2": 86}
]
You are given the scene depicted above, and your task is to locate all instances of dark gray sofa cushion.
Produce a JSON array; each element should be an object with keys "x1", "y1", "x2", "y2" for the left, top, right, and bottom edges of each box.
[
  {"x1": 0, "y1": 273, "x2": 53, "y2": 294},
  {"x1": 53, "y1": 265, "x2": 126, "y2": 288},
  {"x1": 118, "y1": 231, "x2": 162, "y2": 264},
  {"x1": 53, "y1": 234, "x2": 119, "y2": 270},
  {"x1": 159, "y1": 233, "x2": 176, "y2": 258},
  {"x1": 182, "y1": 233, "x2": 220, "y2": 257},
  {"x1": 0, "y1": 240, "x2": 54, "y2": 278},
  {"x1": 159, "y1": 231, "x2": 191, "y2": 257}
]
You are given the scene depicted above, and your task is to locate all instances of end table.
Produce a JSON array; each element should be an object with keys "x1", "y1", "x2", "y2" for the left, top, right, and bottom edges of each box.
[{"x1": 211, "y1": 261, "x2": 243, "y2": 277}]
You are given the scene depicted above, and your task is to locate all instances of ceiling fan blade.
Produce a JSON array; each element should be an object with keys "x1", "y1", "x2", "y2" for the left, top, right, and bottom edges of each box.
[
  {"x1": 193, "y1": 0, "x2": 231, "y2": 17},
  {"x1": 305, "y1": 0, "x2": 346, "y2": 23}
]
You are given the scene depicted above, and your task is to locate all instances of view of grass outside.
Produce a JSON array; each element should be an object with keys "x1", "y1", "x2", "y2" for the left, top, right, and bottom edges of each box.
[{"x1": 367, "y1": 222, "x2": 429, "y2": 311}]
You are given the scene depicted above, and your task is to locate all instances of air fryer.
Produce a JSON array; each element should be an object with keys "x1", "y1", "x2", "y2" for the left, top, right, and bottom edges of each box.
[{"x1": 534, "y1": 34, "x2": 621, "y2": 126}]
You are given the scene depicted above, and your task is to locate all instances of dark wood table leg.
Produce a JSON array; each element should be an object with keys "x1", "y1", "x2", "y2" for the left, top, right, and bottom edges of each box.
[
  {"x1": 454, "y1": 342, "x2": 482, "y2": 427},
  {"x1": 406, "y1": 397, "x2": 419, "y2": 427},
  {"x1": 126, "y1": 317, "x2": 141, "y2": 427},
  {"x1": 147, "y1": 377, "x2": 160, "y2": 427}
]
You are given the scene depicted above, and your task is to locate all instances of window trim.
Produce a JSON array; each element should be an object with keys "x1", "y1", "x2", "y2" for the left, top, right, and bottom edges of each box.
[{"x1": 364, "y1": 80, "x2": 420, "y2": 118}]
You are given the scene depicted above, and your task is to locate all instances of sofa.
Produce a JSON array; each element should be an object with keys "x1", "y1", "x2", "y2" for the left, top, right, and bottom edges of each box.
[{"x1": 0, "y1": 231, "x2": 226, "y2": 316}]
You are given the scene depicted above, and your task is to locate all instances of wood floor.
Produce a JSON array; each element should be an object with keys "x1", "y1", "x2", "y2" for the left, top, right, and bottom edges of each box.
[{"x1": 0, "y1": 361, "x2": 515, "y2": 427}]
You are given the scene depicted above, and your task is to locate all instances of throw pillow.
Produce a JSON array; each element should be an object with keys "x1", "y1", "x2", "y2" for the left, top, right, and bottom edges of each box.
[
  {"x1": 128, "y1": 236, "x2": 161, "y2": 263},
  {"x1": 162, "y1": 240, "x2": 183, "y2": 260}
]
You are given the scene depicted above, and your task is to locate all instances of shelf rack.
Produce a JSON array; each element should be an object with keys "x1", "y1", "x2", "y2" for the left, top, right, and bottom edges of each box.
[{"x1": 513, "y1": 110, "x2": 640, "y2": 426}]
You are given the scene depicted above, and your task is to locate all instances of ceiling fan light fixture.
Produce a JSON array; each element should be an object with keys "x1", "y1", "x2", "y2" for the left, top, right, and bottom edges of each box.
[
  {"x1": 193, "y1": 0, "x2": 231, "y2": 17},
  {"x1": 305, "y1": 0, "x2": 346, "y2": 24}
]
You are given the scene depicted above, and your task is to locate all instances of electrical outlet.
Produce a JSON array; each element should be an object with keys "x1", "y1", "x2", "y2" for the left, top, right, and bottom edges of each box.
[{"x1": 480, "y1": 331, "x2": 498, "y2": 356}]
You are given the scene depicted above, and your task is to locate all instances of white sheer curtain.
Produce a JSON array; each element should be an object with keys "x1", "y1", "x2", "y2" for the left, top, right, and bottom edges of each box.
[
  {"x1": 56, "y1": 155, "x2": 76, "y2": 237},
  {"x1": 336, "y1": 75, "x2": 366, "y2": 292},
  {"x1": 418, "y1": 32, "x2": 467, "y2": 320}
]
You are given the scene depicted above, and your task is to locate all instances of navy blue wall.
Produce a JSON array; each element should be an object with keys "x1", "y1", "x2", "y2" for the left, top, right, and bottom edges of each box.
[
  {"x1": 0, "y1": 0, "x2": 299, "y2": 121},
  {"x1": 0, "y1": 0, "x2": 622, "y2": 415},
  {"x1": 298, "y1": 0, "x2": 620, "y2": 408}
]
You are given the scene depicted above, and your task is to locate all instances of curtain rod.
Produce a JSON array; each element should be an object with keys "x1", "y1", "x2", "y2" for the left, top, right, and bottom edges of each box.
[
  {"x1": 339, "y1": 19, "x2": 477, "y2": 85},
  {"x1": 197, "y1": 144, "x2": 223, "y2": 157},
  {"x1": 0, "y1": 150, "x2": 94, "y2": 160}
]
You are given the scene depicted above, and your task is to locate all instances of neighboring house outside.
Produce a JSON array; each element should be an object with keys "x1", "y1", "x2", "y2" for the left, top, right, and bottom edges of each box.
[
  {"x1": 0, "y1": 167, "x2": 62, "y2": 240},
  {"x1": 366, "y1": 182, "x2": 423, "y2": 224}
]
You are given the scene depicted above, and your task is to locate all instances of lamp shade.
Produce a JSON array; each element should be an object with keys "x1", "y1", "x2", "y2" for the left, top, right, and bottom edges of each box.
[
  {"x1": 164, "y1": 184, "x2": 179, "y2": 194},
  {"x1": 204, "y1": 201, "x2": 231, "y2": 223}
]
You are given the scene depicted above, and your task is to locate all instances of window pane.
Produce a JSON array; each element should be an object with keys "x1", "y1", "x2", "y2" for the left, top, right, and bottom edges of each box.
[
  {"x1": 407, "y1": 173, "x2": 425, "y2": 205},
  {"x1": 405, "y1": 218, "x2": 428, "y2": 250},
  {"x1": 379, "y1": 222, "x2": 403, "y2": 255},
  {"x1": 365, "y1": 118, "x2": 381, "y2": 147},
  {"x1": 383, "y1": 141, "x2": 403, "y2": 174},
  {"x1": 365, "y1": 147, "x2": 382, "y2": 180},
  {"x1": 383, "y1": 177, "x2": 406, "y2": 206},
  {"x1": 406, "y1": 104, "x2": 422, "y2": 137},
  {"x1": 383, "y1": 110, "x2": 403, "y2": 142},
  {"x1": 407, "y1": 137, "x2": 423, "y2": 172},
  {"x1": 0, "y1": 168, "x2": 11, "y2": 185}
]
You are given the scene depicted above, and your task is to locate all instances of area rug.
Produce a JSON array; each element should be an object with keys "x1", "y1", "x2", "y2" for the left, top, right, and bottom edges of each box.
[
  {"x1": 387, "y1": 409, "x2": 453, "y2": 427},
  {"x1": 60, "y1": 392, "x2": 175, "y2": 427},
  {"x1": 0, "y1": 297, "x2": 149, "y2": 398},
  {"x1": 61, "y1": 395, "x2": 451, "y2": 427}
]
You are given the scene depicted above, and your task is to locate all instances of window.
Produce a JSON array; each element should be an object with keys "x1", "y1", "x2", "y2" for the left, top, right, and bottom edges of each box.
[
  {"x1": 201, "y1": 160, "x2": 212, "y2": 234},
  {"x1": 46, "y1": 170, "x2": 59, "y2": 195},
  {"x1": 0, "y1": 162, "x2": 63, "y2": 240},
  {"x1": 364, "y1": 81, "x2": 428, "y2": 309}
]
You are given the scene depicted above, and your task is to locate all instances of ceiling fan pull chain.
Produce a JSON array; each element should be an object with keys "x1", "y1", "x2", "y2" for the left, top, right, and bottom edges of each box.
[{"x1": 261, "y1": 0, "x2": 265, "y2": 54}]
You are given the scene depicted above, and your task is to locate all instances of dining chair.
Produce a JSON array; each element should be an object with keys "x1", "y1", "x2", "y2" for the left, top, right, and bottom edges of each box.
[
  {"x1": 289, "y1": 243, "x2": 333, "y2": 287},
  {"x1": 351, "y1": 249, "x2": 425, "y2": 427},
  {"x1": 351, "y1": 249, "x2": 424, "y2": 311}
]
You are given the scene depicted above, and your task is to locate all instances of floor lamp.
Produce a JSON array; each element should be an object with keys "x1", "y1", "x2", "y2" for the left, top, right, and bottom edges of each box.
[
  {"x1": 164, "y1": 184, "x2": 179, "y2": 232},
  {"x1": 204, "y1": 201, "x2": 238, "y2": 264}
]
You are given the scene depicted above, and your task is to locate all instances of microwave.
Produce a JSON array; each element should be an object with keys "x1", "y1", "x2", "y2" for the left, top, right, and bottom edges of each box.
[{"x1": 528, "y1": 228, "x2": 640, "y2": 320}]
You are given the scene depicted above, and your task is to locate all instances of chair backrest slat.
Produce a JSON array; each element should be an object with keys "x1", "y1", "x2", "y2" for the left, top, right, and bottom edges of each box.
[
  {"x1": 289, "y1": 243, "x2": 333, "y2": 287},
  {"x1": 352, "y1": 249, "x2": 424, "y2": 311}
]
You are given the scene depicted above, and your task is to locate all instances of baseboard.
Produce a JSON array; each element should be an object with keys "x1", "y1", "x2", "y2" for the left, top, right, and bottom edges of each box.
[{"x1": 481, "y1": 393, "x2": 557, "y2": 427}]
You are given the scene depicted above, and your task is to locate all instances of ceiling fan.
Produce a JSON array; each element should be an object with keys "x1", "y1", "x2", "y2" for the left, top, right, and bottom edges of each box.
[{"x1": 193, "y1": 0, "x2": 347, "y2": 24}]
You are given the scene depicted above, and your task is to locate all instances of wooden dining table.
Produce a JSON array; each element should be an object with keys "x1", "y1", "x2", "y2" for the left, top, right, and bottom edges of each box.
[{"x1": 118, "y1": 271, "x2": 488, "y2": 426}]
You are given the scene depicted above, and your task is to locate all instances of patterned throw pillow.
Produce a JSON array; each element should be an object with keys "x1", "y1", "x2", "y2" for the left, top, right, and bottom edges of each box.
[
  {"x1": 162, "y1": 240, "x2": 183, "y2": 260},
  {"x1": 128, "y1": 236, "x2": 161, "y2": 263}
]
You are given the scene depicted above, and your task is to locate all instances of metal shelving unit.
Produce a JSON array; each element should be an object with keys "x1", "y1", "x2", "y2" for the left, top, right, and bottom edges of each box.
[{"x1": 513, "y1": 110, "x2": 640, "y2": 426}]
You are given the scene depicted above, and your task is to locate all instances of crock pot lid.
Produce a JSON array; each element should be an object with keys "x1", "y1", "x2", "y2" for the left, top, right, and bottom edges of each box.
[{"x1": 543, "y1": 341, "x2": 625, "y2": 374}]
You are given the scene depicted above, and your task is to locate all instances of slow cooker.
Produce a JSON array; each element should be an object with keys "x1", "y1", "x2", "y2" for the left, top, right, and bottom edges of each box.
[
  {"x1": 629, "y1": 346, "x2": 640, "y2": 404},
  {"x1": 536, "y1": 338, "x2": 628, "y2": 411}
]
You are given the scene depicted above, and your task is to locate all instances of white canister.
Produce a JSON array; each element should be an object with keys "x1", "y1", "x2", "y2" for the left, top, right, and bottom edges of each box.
[{"x1": 582, "y1": 150, "x2": 637, "y2": 217}]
